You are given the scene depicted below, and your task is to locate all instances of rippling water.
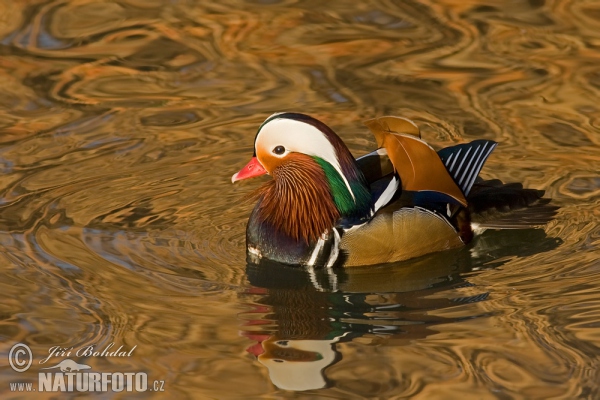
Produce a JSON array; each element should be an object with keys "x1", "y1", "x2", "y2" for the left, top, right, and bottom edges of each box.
[{"x1": 0, "y1": 0, "x2": 599, "y2": 398}]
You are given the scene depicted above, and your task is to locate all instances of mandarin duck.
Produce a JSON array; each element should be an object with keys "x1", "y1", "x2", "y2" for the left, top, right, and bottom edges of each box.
[{"x1": 232, "y1": 113, "x2": 555, "y2": 268}]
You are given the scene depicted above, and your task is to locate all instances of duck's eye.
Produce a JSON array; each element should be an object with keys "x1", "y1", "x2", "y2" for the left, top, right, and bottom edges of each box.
[{"x1": 273, "y1": 145, "x2": 286, "y2": 155}]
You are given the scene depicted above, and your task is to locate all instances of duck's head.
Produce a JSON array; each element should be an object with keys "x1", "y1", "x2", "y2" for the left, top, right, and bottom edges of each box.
[
  {"x1": 232, "y1": 113, "x2": 372, "y2": 241},
  {"x1": 232, "y1": 113, "x2": 354, "y2": 184}
]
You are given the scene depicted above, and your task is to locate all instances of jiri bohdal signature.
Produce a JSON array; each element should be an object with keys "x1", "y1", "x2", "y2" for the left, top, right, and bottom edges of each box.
[{"x1": 39, "y1": 343, "x2": 137, "y2": 365}]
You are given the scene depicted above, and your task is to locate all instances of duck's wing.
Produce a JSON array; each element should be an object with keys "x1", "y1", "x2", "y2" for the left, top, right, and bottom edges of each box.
[
  {"x1": 355, "y1": 149, "x2": 400, "y2": 214},
  {"x1": 355, "y1": 148, "x2": 393, "y2": 184},
  {"x1": 364, "y1": 116, "x2": 467, "y2": 207}
]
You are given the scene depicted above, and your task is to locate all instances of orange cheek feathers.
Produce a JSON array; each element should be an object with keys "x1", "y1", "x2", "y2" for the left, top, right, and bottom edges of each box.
[{"x1": 255, "y1": 147, "x2": 283, "y2": 175}]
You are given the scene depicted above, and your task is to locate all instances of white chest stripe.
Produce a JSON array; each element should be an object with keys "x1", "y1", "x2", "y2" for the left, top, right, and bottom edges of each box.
[
  {"x1": 306, "y1": 229, "x2": 340, "y2": 268},
  {"x1": 326, "y1": 229, "x2": 341, "y2": 268},
  {"x1": 307, "y1": 236, "x2": 325, "y2": 266}
]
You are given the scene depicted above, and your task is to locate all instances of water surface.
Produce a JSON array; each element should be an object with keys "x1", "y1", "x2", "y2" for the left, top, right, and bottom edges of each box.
[{"x1": 0, "y1": 0, "x2": 599, "y2": 398}]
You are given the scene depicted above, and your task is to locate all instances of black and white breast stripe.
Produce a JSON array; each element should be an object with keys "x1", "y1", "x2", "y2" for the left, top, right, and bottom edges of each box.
[
  {"x1": 438, "y1": 140, "x2": 497, "y2": 196},
  {"x1": 306, "y1": 228, "x2": 343, "y2": 268}
]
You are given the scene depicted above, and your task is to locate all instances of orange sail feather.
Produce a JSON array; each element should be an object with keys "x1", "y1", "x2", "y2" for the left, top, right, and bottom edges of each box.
[{"x1": 364, "y1": 116, "x2": 467, "y2": 207}]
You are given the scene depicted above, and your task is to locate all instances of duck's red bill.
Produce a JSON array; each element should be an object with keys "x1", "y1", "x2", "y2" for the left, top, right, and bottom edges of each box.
[{"x1": 231, "y1": 157, "x2": 267, "y2": 183}]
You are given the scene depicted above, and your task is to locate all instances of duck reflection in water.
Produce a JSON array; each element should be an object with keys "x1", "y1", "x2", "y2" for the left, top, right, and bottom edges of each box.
[{"x1": 238, "y1": 229, "x2": 561, "y2": 391}]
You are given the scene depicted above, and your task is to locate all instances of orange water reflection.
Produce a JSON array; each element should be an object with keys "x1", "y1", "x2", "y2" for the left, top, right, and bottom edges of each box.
[{"x1": 0, "y1": 0, "x2": 599, "y2": 398}]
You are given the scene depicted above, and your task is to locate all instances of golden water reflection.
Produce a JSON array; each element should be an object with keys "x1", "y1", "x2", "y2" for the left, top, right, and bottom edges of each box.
[{"x1": 0, "y1": 0, "x2": 599, "y2": 398}]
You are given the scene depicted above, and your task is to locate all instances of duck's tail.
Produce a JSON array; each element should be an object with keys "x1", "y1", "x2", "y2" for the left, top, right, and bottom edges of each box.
[{"x1": 467, "y1": 179, "x2": 559, "y2": 231}]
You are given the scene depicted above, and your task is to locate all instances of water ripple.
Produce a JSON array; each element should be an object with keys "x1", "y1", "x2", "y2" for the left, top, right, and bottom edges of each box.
[{"x1": 1, "y1": 0, "x2": 600, "y2": 397}]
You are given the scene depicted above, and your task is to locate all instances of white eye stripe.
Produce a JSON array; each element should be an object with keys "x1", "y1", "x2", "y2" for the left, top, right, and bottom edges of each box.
[{"x1": 256, "y1": 118, "x2": 356, "y2": 201}]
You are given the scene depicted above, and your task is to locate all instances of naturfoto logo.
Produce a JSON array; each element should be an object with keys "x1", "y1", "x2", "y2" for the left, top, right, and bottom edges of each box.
[{"x1": 8, "y1": 343, "x2": 165, "y2": 394}]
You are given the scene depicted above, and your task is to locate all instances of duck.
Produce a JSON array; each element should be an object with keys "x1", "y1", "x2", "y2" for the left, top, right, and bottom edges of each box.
[{"x1": 232, "y1": 112, "x2": 555, "y2": 268}]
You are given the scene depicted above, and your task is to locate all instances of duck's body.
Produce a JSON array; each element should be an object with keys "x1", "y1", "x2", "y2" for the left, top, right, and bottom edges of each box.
[{"x1": 233, "y1": 113, "x2": 554, "y2": 267}]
